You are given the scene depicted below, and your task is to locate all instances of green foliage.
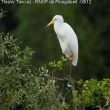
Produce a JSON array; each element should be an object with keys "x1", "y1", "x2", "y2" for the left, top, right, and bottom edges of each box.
[
  {"x1": 48, "y1": 56, "x2": 67, "y2": 70},
  {"x1": 0, "y1": 34, "x2": 68, "y2": 110},
  {"x1": 0, "y1": 9, "x2": 6, "y2": 19},
  {"x1": 1, "y1": 1, "x2": 110, "y2": 78},
  {"x1": 73, "y1": 79, "x2": 110, "y2": 109},
  {"x1": 0, "y1": 33, "x2": 110, "y2": 110}
]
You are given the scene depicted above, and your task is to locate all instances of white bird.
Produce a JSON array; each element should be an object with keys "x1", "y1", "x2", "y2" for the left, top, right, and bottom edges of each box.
[{"x1": 47, "y1": 15, "x2": 78, "y2": 66}]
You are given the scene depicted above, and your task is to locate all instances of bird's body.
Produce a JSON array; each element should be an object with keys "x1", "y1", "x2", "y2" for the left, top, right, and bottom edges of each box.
[{"x1": 47, "y1": 15, "x2": 78, "y2": 66}]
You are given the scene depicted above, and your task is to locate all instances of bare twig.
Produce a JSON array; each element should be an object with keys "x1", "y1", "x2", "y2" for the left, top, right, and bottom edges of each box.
[{"x1": 40, "y1": 71, "x2": 77, "y2": 91}]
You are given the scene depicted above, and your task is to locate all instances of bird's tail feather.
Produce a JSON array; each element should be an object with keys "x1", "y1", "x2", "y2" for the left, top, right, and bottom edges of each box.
[{"x1": 72, "y1": 59, "x2": 77, "y2": 66}]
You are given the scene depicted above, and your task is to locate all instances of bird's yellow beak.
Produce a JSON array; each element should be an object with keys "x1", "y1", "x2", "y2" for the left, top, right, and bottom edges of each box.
[{"x1": 46, "y1": 20, "x2": 54, "y2": 27}]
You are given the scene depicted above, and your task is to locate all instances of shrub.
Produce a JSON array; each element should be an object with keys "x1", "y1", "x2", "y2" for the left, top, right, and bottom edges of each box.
[
  {"x1": 0, "y1": 34, "x2": 68, "y2": 110},
  {"x1": 73, "y1": 79, "x2": 110, "y2": 110}
]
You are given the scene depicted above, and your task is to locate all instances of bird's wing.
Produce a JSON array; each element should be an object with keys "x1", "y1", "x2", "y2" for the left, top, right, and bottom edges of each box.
[{"x1": 63, "y1": 23, "x2": 78, "y2": 66}]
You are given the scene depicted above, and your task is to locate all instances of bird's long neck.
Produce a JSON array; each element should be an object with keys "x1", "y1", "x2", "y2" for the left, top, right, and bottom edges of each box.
[{"x1": 54, "y1": 22, "x2": 63, "y2": 36}]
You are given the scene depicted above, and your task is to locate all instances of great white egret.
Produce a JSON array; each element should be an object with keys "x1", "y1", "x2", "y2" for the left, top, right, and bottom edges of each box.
[{"x1": 47, "y1": 15, "x2": 78, "y2": 68}]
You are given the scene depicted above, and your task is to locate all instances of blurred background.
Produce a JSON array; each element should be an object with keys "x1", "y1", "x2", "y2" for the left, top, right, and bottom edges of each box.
[{"x1": 0, "y1": 0, "x2": 110, "y2": 80}]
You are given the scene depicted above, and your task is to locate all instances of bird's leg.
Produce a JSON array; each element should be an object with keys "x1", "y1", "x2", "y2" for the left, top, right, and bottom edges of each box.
[
  {"x1": 69, "y1": 54, "x2": 74, "y2": 61},
  {"x1": 69, "y1": 54, "x2": 73, "y2": 76},
  {"x1": 69, "y1": 61, "x2": 72, "y2": 76}
]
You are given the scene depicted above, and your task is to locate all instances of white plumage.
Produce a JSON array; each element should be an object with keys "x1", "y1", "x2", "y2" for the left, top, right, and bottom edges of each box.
[{"x1": 47, "y1": 15, "x2": 78, "y2": 66}]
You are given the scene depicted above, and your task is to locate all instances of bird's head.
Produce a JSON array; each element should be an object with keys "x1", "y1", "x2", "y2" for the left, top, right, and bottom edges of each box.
[{"x1": 47, "y1": 15, "x2": 64, "y2": 27}]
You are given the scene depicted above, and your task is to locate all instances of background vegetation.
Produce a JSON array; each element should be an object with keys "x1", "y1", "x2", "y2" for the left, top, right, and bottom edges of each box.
[
  {"x1": 0, "y1": 0, "x2": 110, "y2": 79},
  {"x1": 0, "y1": 34, "x2": 110, "y2": 110},
  {"x1": 0, "y1": 0, "x2": 110, "y2": 110}
]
